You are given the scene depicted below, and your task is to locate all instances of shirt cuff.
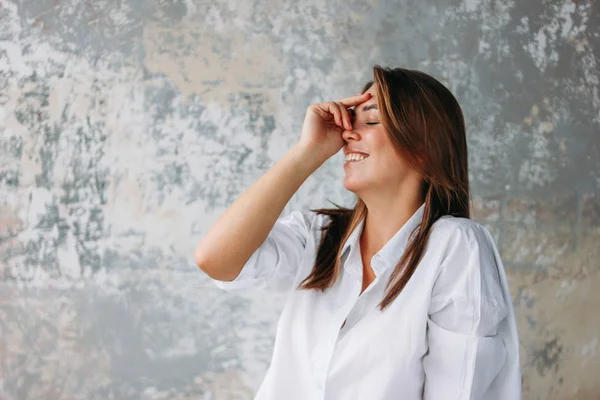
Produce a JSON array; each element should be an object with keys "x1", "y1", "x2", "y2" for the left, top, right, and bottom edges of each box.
[
  {"x1": 210, "y1": 248, "x2": 269, "y2": 291},
  {"x1": 423, "y1": 316, "x2": 507, "y2": 399}
]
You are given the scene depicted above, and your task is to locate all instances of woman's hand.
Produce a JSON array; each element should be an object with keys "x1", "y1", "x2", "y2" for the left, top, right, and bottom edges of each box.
[{"x1": 298, "y1": 92, "x2": 372, "y2": 162}]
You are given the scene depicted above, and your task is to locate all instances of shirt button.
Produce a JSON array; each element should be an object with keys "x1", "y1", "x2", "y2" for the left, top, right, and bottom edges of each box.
[
  {"x1": 315, "y1": 382, "x2": 324, "y2": 399},
  {"x1": 316, "y1": 380, "x2": 324, "y2": 391},
  {"x1": 372, "y1": 254, "x2": 382, "y2": 266}
]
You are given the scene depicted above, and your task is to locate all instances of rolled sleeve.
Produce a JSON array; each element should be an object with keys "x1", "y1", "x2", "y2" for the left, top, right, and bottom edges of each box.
[
  {"x1": 423, "y1": 221, "x2": 515, "y2": 400},
  {"x1": 423, "y1": 307, "x2": 508, "y2": 399},
  {"x1": 210, "y1": 209, "x2": 314, "y2": 293}
]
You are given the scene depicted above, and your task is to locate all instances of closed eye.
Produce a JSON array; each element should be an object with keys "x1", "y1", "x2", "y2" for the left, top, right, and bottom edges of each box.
[{"x1": 349, "y1": 110, "x2": 378, "y2": 125}]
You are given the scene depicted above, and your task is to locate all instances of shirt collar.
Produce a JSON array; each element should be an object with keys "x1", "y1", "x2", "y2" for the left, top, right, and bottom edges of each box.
[{"x1": 341, "y1": 202, "x2": 426, "y2": 271}]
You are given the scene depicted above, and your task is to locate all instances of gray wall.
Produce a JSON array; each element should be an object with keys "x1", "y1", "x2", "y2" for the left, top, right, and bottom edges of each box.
[{"x1": 1, "y1": 0, "x2": 598, "y2": 399}]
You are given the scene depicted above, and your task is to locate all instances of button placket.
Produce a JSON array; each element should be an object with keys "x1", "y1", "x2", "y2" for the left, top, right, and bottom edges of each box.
[
  {"x1": 312, "y1": 286, "x2": 360, "y2": 394},
  {"x1": 312, "y1": 330, "x2": 339, "y2": 393},
  {"x1": 314, "y1": 384, "x2": 325, "y2": 400}
]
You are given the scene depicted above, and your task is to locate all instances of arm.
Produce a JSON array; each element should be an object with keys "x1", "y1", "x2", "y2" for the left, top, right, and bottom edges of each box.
[
  {"x1": 194, "y1": 91, "x2": 371, "y2": 283},
  {"x1": 423, "y1": 222, "x2": 521, "y2": 400},
  {"x1": 194, "y1": 143, "x2": 323, "y2": 281}
]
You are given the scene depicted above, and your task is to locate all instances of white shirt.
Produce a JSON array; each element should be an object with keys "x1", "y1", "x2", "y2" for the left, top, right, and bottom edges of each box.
[{"x1": 209, "y1": 203, "x2": 522, "y2": 399}]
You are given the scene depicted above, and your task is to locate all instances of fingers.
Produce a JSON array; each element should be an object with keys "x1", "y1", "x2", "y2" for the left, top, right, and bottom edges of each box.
[
  {"x1": 337, "y1": 92, "x2": 372, "y2": 107},
  {"x1": 319, "y1": 102, "x2": 338, "y2": 128},
  {"x1": 335, "y1": 101, "x2": 353, "y2": 130},
  {"x1": 325, "y1": 101, "x2": 351, "y2": 131},
  {"x1": 312, "y1": 91, "x2": 371, "y2": 131}
]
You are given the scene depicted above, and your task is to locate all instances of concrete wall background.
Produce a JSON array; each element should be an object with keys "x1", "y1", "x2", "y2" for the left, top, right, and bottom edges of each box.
[{"x1": 0, "y1": 0, "x2": 598, "y2": 399}]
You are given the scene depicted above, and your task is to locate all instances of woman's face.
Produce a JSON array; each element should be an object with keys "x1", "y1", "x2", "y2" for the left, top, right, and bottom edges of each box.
[{"x1": 342, "y1": 84, "x2": 415, "y2": 194}]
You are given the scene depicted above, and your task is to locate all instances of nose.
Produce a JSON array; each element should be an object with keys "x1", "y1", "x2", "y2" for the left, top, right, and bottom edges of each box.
[{"x1": 342, "y1": 129, "x2": 360, "y2": 142}]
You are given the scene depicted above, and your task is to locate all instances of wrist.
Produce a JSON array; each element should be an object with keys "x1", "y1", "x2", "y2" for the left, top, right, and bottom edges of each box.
[{"x1": 292, "y1": 143, "x2": 329, "y2": 170}]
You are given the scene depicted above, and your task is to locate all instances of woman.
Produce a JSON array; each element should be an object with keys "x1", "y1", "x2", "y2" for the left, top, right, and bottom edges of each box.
[{"x1": 194, "y1": 65, "x2": 521, "y2": 399}]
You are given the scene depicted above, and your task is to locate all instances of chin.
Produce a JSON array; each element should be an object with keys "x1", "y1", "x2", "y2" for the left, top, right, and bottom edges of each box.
[{"x1": 343, "y1": 178, "x2": 365, "y2": 193}]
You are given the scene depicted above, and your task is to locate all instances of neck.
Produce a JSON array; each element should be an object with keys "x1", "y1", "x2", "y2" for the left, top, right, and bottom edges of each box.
[{"x1": 359, "y1": 182, "x2": 424, "y2": 255}]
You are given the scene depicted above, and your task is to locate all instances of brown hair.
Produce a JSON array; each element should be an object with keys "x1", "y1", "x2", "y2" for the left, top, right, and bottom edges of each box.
[{"x1": 297, "y1": 65, "x2": 471, "y2": 311}]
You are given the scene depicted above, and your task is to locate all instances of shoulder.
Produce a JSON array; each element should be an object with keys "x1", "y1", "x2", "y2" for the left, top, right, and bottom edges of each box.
[
  {"x1": 291, "y1": 209, "x2": 331, "y2": 231},
  {"x1": 304, "y1": 208, "x2": 351, "y2": 231},
  {"x1": 430, "y1": 215, "x2": 490, "y2": 237},
  {"x1": 427, "y1": 216, "x2": 510, "y2": 324},
  {"x1": 429, "y1": 215, "x2": 496, "y2": 255},
  {"x1": 280, "y1": 209, "x2": 332, "y2": 238},
  {"x1": 286, "y1": 209, "x2": 318, "y2": 226},
  {"x1": 428, "y1": 216, "x2": 502, "y2": 285}
]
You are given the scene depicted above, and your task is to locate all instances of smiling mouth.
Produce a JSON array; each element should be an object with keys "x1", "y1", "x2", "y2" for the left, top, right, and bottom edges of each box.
[{"x1": 344, "y1": 157, "x2": 368, "y2": 165}]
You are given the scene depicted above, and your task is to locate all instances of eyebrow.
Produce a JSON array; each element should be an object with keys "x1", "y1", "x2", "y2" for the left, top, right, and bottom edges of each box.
[{"x1": 354, "y1": 103, "x2": 378, "y2": 113}]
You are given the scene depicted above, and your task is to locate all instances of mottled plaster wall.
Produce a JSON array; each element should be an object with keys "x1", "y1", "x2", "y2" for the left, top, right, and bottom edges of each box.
[{"x1": 0, "y1": 0, "x2": 598, "y2": 399}]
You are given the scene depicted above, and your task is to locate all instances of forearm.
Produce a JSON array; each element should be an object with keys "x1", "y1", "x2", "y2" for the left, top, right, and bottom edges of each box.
[{"x1": 194, "y1": 143, "x2": 325, "y2": 280}]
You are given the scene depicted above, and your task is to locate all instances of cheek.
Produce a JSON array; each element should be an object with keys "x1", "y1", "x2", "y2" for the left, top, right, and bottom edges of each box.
[
  {"x1": 377, "y1": 149, "x2": 409, "y2": 172},
  {"x1": 367, "y1": 128, "x2": 390, "y2": 149}
]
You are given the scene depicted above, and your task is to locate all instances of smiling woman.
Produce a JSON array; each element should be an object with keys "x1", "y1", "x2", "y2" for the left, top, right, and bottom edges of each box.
[{"x1": 195, "y1": 65, "x2": 521, "y2": 400}]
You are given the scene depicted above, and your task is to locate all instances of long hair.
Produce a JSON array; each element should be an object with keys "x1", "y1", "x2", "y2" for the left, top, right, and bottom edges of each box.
[{"x1": 296, "y1": 65, "x2": 471, "y2": 311}]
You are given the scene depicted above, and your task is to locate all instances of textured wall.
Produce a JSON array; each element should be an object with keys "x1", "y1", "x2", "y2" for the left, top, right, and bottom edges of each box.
[{"x1": 0, "y1": 0, "x2": 598, "y2": 399}]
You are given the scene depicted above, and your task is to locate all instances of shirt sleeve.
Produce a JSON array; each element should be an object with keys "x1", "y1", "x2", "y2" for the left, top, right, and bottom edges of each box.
[
  {"x1": 209, "y1": 209, "x2": 315, "y2": 293},
  {"x1": 422, "y1": 222, "x2": 512, "y2": 400}
]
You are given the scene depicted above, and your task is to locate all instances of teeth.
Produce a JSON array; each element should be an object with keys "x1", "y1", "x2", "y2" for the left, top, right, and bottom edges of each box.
[{"x1": 345, "y1": 153, "x2": 368, "y2": 162}]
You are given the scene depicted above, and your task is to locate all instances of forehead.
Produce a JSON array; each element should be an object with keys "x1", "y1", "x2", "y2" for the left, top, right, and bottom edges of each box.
[{"x1": 355, "y1": 86, "x2": 378, "y2": 112}]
